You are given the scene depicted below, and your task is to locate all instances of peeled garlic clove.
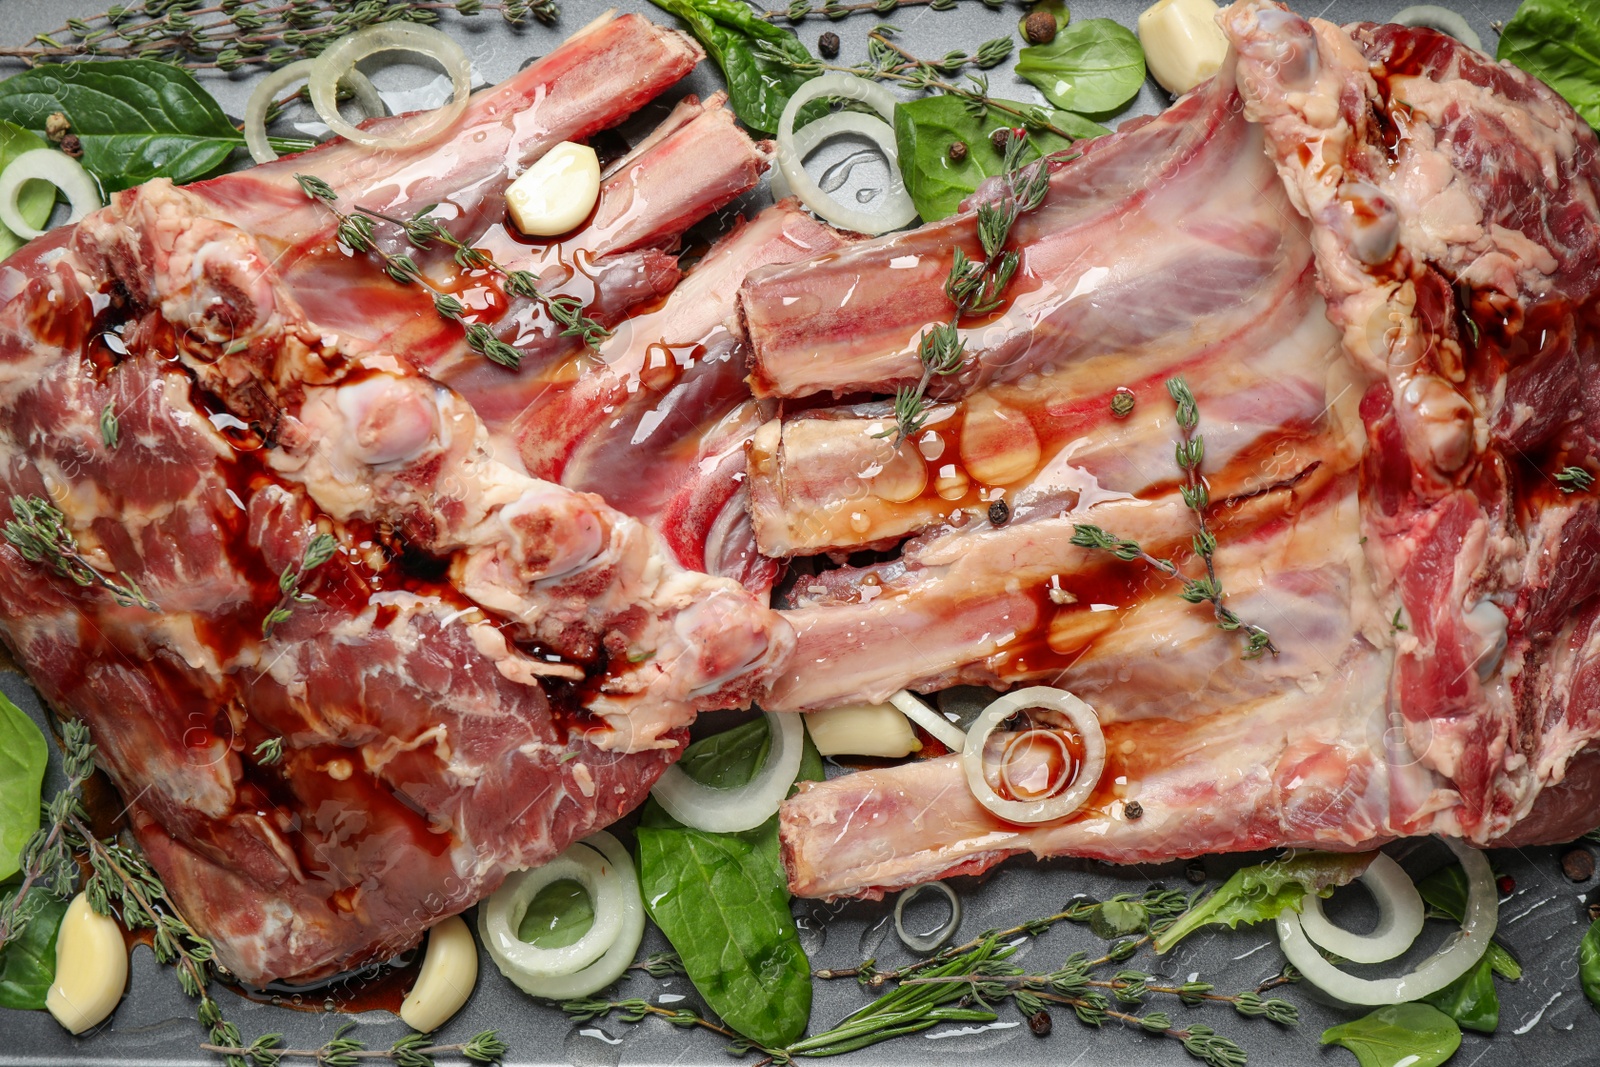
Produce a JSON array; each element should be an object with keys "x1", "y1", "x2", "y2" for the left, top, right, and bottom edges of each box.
[
  {"x1": 1138, "y1": 0, "x2": 1230, "y2": 95},
  {"x1": 400, "y1": 914, "x2": 478, "y2": 1033},
  {"x1": 805, "y1": 702, "x2": 919, "y2": 758},
  {"x1": 506, "y1": 141, "x2": 601, "y2": 237},
  {"x1": 47, "y1": 893, "x2": 128, "y2": 1035}
]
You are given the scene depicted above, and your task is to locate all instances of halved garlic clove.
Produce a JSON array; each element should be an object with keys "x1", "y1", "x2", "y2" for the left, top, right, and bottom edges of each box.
[
  {"x1": 1138, "y1": 0, "x2": 1230, "y2": 96},
  {"x1": 400, "y1": 914, "x2": 478, "y2": 1033},
  {"x1": 805, "y1": 702, "x2": 919, "y2": 758},
  {"x1": 47, "y1": 893, "x2": 128, "y2": 1035},
  {"x1": 506, "y1": 141, "x2": 601, "y2": 237}
]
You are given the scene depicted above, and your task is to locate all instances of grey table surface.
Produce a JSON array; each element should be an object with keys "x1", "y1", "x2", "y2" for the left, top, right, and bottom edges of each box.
[{"x1": 1, "y1": 0, "x2": 1586, "y2": 1065}]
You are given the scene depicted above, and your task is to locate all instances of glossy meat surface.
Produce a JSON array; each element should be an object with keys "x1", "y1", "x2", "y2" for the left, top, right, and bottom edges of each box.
[
  {"x1": 0, "y1": 16, "x2": 793, "y2": 985},
  {"x1": 767, "y1": 3, "x2": 1600, "y2": 899}
]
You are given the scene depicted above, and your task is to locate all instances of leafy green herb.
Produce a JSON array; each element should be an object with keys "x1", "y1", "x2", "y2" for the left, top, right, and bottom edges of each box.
[
  {"x1": 1557, "y1": 465, "x2": 1595, "y2": 493},
  {"x1": 1580, "y1": 915, "x2": 1600, "y2": 1008},
  {"x1": 516, "y1": 879, "x2": 594, "y2": 948},
  {"x1": 202, "y1": 1026, "x2": 510, "y2": 1064},
  {"x1": 1154, "y1": 851, "x2": 1374, "y2": 952},
  {"x1": 647, "y1": 0, "x2": 814, "y2": 134},
  {"x1": 0, "y1": 692, "x2": 48, "y2": 881},
  {"x1": 1422, "y1": 952, "x2": 1498, "y2": 1034},
  {"x1": 99, "y1": 401, "x2": 119, "y2": 449},
  {"x1": 0, "y1": 122, "x2": 54, "y2": 260},
  {"x1": 0, "y1": 60, "x2": 310, "y2": 191},
  {"x1": 1497, "y1": 0, "x2": 1600, "y2": 129},
  {"x1": 1060, "y1": 888, "x2": 1191, "y2": 940},
  {"x1": 4, "y1": 495, "x2": 158, "y2": 611},
  {"x1": 893, "y1": 94, "x2": 1102, "y2": 221},
  {"x1": 0, "y1": 886, "x2": 66, "y2": 1010},
  {"x1": 252, "y1": 736, "x2": 284, "y2": 767},
  {"x1": 1016, "y1": 18, "x2": 1145, "y2": 116},
  {"x1": 634, "y1": 716, "x2": 822, "y2": 1047},
  {"x1": 1320, "y1": 1004, "x2": 1461, "y2": 1067},
  {"x1": 0, "y1": 719, "x2": 92, "y2": 954},
  {"x1": 261, "y1": 531, "x2": 337, "y2": 637}
]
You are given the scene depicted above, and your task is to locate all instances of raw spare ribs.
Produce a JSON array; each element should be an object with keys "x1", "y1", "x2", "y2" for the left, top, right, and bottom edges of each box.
[
  {"x1": 761, "y1": 2, "x2": 1600, "y2": 899},
  {"x1": 2, "y1": 0, "x2": 1598, "y2": 986}
]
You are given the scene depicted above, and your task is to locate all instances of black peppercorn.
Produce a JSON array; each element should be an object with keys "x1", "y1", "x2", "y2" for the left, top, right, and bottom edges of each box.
[
  {"x1": 1022, "y1": 10, "x2": 1057, "y2": 45},
  {"x1": 990, "y1": 127, "x2": 1012, "y2": 154},
  {"x1": 1563, "y1": 847, "x2": 1595, "y2": 882},
  {"x1": 1124, "y1": 800, "x2": 1143, "y2": 820},
  {"x1": 948, "y1": 140, "x2": 969, "y2": 163},
  {"x1": 59, "y1": 134, "x2": 83, "y2": 159},
  {"x1": 1185, "y1": 861, "x2": 1207, "y2": 884},
  {"x1": 819, "y1": 31, "x2": 841, "y2": 58},
  {"x1": 1028, "y1": 1009, "x2": 1053, "y2": 1037},
  {"x1": 988, "y1": 499, "x2": 1010, "y2": 526}
]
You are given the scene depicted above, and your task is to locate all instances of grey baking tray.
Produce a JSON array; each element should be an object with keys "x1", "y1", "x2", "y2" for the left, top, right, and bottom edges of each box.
[{"x1": 1, "y1": 0, "x2": 1584, "y2": 1065}]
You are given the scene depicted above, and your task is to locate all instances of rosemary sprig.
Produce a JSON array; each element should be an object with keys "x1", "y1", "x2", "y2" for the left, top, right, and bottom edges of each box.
[
  {"x1": 201, "y1": 1025, "x2": 510, "y2": 1066},
  {"x1": 764, "y1": 0, "x2": 1004, "y2": 21},
  {"x1": 1071, "y1": 379, "x2": 1277, "y2": 659},
  {"x1": 295, "y1": 175, "x2": 606, "y2": 367},
  {"x1": 6, "y1": 1, "x2": 555, "y2": 71},
  {"x1": 252, "y1": 736, "x2": 285, "y2": 766},
  {"x1": 562, "y1": 997, "x2": 749, "y2": 1042},
  {"x1": 3, "y1": 495, "x2": 158, "y2": 611},
  {"x1": 877, "y1": 128, "x2": 1049, "y2": 443},
  {"x1": 261, "y1": 531, "x2": 337, "y2": 637},
  {"x1": 0, "y1": 718, "x2": 94, "y2": 951},
  {"x1": 1557, "y1": 465, "x2": 1595, "y2": 493},
  {"x1": 758, "y1": 29, "x2": 1084, "y2": 143},
  {"x1": 629, "y1": 950, "x2": 687, "y2": 977},
  {"x1": 356, "y1": 204, "x2": 611, "y2": 351}
]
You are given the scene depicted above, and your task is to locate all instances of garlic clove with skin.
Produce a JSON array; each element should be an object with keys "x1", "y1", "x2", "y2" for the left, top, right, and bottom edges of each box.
[
  {"x1": 399, "y1": 914, "x2": 478, "y2": 1033},
  {"x1": 46, "y1": 893, "x2": 129, "y2": 1035},
  {"x1": 1137, "y1": 0, "x2": 1230, "y2": 96},
  {"x1": 506, "y1": 141, "x2": 601, "y2": 238}
]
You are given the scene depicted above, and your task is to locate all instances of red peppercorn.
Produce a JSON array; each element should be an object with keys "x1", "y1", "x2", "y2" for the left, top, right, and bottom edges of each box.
[{"x1": 1496, "y1": 874, "x2": 1516, "y2": 896}]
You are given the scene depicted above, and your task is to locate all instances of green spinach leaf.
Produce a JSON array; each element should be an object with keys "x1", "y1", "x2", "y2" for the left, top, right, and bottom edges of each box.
[
  {"x1": 635, "y1": 717, "x2": 821, "y2": 1046},
  {"x1": 646, "y1": 0, "x2": 813, "y2": 135},
  {"x1": 1422, "y1": 952, "x2": 1498, "y2": 1034},
  {"x1": 893, "y1": 95, "x2": 1104, "y2": 221},
  {"x1": 0, "y1": 60, "x2": 246, "y2": 191},
  {"x1": 1321, "y1": 1003, "x2": 1461, "y2": 1067},
  {"x1": 0, "y1": 887, "x2": 67, "y2": 1010},
  {"x1": 1581, "y1": 915, "x2": 1600, "y2": 1008},
  {"x1": 1154, "y1": 851, "x2": 1374, "y2": 952},
  {"x1": 516, "y1": 879, "x2": 594, "y2": 949},
  {"x1": 1016, "y1": 18, "x2": 1146, "y2": 116},
  {"x1": 0, "y1": 123, "x2": 54, "y2": 260},
  {"x1": 1498, "y1": 0, "x2": 1600, "y2": 129},
  {"x1": 0, "y1": 692, "x2": 48, "y2": 881},
  {"x1": 1418, "y1": 864, "x2": 1520, "y2": 980}
]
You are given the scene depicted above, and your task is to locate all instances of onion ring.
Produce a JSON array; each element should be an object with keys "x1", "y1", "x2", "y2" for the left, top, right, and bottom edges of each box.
[
  {"x1": 650, "y1": 712, "x2": 804, "y2": 833},
  {"x1": 890, "y1": 689, "x2": 968, "y2": 751},
  {"x1": 1298, "y1": 852, "x2": 1426, "y2": 965},
  {"x1": 309, "y1": 22, "x2": 471, "y2": 151},
  {"x1": 895, "y1": 881, "x2": 962, "y2": 953},
  {"x1": 1276, "y1": 839, "x2": 1496, "y2": 1005},
  {"x1": 776, "y1": 73, "x2": 917, "y2": 235},
  {"x1": 961, "y1": 686, "x2": 1105, "y2": 824},
  {"x1": 244, "y1": 59, "x2": 384, "y2": 164},
  {"x1": 478, "y1": 834, "x2": 628, "y2": 981},
  {"x1": 0, "y1": 149, "x2": 100, "y2": 239}
]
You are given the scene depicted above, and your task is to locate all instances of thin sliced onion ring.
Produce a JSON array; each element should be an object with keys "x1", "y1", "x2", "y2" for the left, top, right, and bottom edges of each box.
[
  {"x1": 776, "y1": 73, "x2": 916, "y2": 235},
  {"x1": 1276, "y1": 838, "x2": 1495, "y2": 1005},
  {"x1": 479, "y1": 833, "x2": 628, "y2": 981},
  {"x1": 1298, "y1": 852, "x2": 1425, "y2": 965},
  {"x1": 650, "y1": 711, "x2": 804, "y2": 833},
  {"x1": 1391, "y1": 6, "x2": 1483, "y2": 51},
  {"x1": 244, "y1": 59, "x2": 385, "y2": 164},
  {"x1": 961, "y1": 687, "x2": 1104, "y2": 824},
  {"x1": 895, "y1": 881, "x2": 962, "y2": 953},
  {"x1": 480, "y1": 832, "x2": 645, "y2": 1000},
  {"x1": 309, "y1": 22, "x2": 471, "y2": 151},
  {"x1": 1000, "y1": 729, "x2": 1072, "y2": 801},
  {"x1": 890, "y1": 690, "x2": 967, "y2": 751},
  {"x1": 0, "y1": 149, "x2": 100, "y2": 239}
]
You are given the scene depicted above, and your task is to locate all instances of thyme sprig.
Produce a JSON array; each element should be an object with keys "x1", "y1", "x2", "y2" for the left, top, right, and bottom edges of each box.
[
  {"x1": 296, "y1": 174, "x2": 606, "y2": 367},
  {"x1": 764, "y1": 0, "x2": 1004, "y2": 21},
  {"x1": 757, "y1": 29, "x2": 1084, "y2": 143},
  {"x1": 262, "y1": 531, "x2": 337, "y2": 637},
  {"x1": 1071, "y1": 378, "x2": 1277, "y2": 659},
  {"x1": 0, "y1": 719, "x2": 94, "y2": 950},
  {"x1": 6, "y1": 0, "x2": 555, "y2": 71},
  {"x1": 1557, "y1": 465, "x2": 1595, "y2": 493},
  {"x1": 874, "y1": 128, "x2": 1048, "y2": 443},
  {"x1": 200, "y1": 1025, "x2": 510, "y2": 1066},
  {"x1": 3, "y1": 495, "x2": 158, "y2": 611}
]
